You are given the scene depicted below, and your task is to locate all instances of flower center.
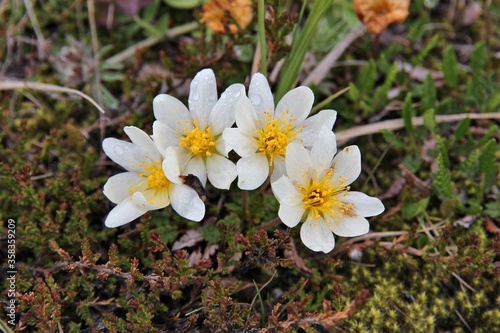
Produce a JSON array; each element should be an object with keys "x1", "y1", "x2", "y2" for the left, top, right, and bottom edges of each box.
[
  {"x1": 255, "y1": 111, "x2": 302, "y2": 166},
  {"x1": 179, "y1": 120, "x2": 216, "y2": 157},
  {"x1": 142, "y1": 162, "x2": 170, "y2": 190},
  {"x1": 298, "y1": 168, "x2": 354, "y2": 220}
]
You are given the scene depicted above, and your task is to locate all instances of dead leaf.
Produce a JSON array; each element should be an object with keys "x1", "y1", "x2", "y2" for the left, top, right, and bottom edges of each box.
[
  {"x1": 172, "y1": 229, "x2": 204, "y2": 251},
  {"x1": 188, "y1": 249, "x2": 203, "y2": 266},
  {"x1": 453, "y1": 215, "x2": 480, "y2": 229},
  {"x1": 381, "y1": 177, "x2": 406, "y2": 199},
  {"x1": 460, "y1": 2, "x2": 482, "y2": 26},
  {"x1": 203, "y1": 244, "x2": 219, "y2": 258},
  {"x1": 354, "y1": 0, "x2": 410, "y2": 34},
  {"x1": 397, "y1": 61, "x2": 445, "y2": 84},
  {"x1": 398, "y1": 164, "x2": 433, "y2": 194},
  {"x1": 284, "y1": 239, "x2": 312, "y2": 274},
  {"x1": 485, "y1": 216, "x2": 500, "y2": 234},
  {"x1": 201, "y1": 0, "x2": 253, "y2": 34},
  {"x1": 116, "y1": 0, "x2": 152, "y2": 16}
]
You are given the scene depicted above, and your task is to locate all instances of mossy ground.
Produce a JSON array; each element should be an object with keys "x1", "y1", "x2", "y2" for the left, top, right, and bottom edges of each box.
[{"x1": 1, "y1": 0, "x2": 499, "y2": 332}]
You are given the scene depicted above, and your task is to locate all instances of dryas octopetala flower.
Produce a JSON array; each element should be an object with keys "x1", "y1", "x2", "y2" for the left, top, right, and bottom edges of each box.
[
  {"x1": 271, "y1": 127, "x2": 385, "y2": 253},
  {"x1": 152, "y1": 69, "x2": 244, "y2": 190},
  {"x1": 102, "y1": 126, "x2": 205, "y2": 228},
  {"x1": 223, "y1": 73, "x2": 337, "y2": 190}
]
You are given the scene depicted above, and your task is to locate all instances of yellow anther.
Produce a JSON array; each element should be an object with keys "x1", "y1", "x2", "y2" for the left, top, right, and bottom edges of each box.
[
  {"x1": 139, "y1": 162, "x2": 170, "y2": 190},
  {"x1": 254, "y1": 111, "x2": 303, "y2": 166},
  {"x1": 298, "y1": 168, "x2": 354, "y2": 220},
  {"x1": 178, "y1": 119, "x2": 216, "y2": 157}
]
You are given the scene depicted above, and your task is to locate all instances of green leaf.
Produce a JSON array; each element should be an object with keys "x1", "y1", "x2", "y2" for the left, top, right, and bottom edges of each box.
[
  {"x1": 459, "y1": 149, "x2": 481, "y2": 177},
  {"x1": 357, "y1": 59, "x2": 377, "y2": 95},
  {"x1": 152, "y1": 218, "x2": 179, "y2": 244},
  {"x1": 470, "y1": 41, "x2": 487, "y2": 73},
  {"x1": 348, "y1": 82, "x2": 360, "y2": 101},
  {"x1": 454, "y1": 117, "x2": 470, "y2": 140},
  {"x1": 442, "y1": 46, "x2": 458, "y2": 87},
  {"x1": 402, "y1": 92, "x2": 414, "y2": 134},
  {"x1": 486, "y1": 92, "x2": 500, "y2": 113},
  {"x1": 374, "y1": 61, "x2": 398, "y2": 106},
  {"x1": 484, "y1": 201, "x2": 500, "y2": 218},
  {"x1": 422, "y1": 73, "x2": 437, "y2": 111},
  {"x1": 436, "y1": 136, "x2": 450, "y2": 169},
  {"x1": 434, "y1": 154, "x2": 454, "y2": 199},
  {"x1": 133, "y1": 15, "x2": 164, "y2": 36},
  {"x1": 479, "y1": 139, "x2": 498, "y2": 192},
  {"x1": 164, "y1": 0, "x2": 203, "y2": 9},
  {"x1": 408, "y1": 19, "x2": 426, "y2": 42},
  {"x1": 144, "y1": 0, "x2": 162, "y2": 20},
  {"x1": 202, "y1": 223, "x2": 222, "y2": 244},
  {"x1": 423, "y1": 108, "x2": 436, "y2": 133},
  {"x1": 258, "y1": 0, "x2": 267, "y2": 75},
  {"x1": 402, "y1": 151, "x2": 423, "y2": 173},
  {"x1": 413, "y1": 35, "x2": 439, "y2": 66},
  {"x1": 403, "y1": 197, "x2": 430, "y2": 219},
  {"x1": 275, "y1": 0, "x2": 334, "y2": 100}
]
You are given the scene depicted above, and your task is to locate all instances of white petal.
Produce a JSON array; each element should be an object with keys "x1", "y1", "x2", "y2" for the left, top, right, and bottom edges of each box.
[
  {"x1": 132, "y1": 190, "x2": 170, "y2": 210},
  {"x1": 236, "y1": 154, "x2": 269, "y2": 190},
  {"x1": 299, "y1": 110, "x2": 337, "y2": 147},
  {"x1": 123, "y1": 126, "x2": 162, "y2": 162},
  {"x1": 271, "y1": 176, "x2": 302, "y2": 206},
  {"x1": 248, "y1": 73, "x2": 274, "y2": 120},
  {"x1": 152, "y1": 121, "x2": 181, "y2": 156},
  {"x1": 270, "y1": 156, "x2": 286, "y2": 184},
  {"x1": 300, "y1": 218, "x2": 335, "y2": 253},
  {"x1": 215, "y1": 135, "x2": 229, "y2": 157},
  {"x1": 152, "y1": 94, "x2": 191, "y2": 126},
  {"x1": 223, "y1": 128, "x2": 256, "y2": 158},
  {"x1": 170, "y1": 184, "x2": 206, "y2": 221},
  {"x1": 206, "y1": 154, "x2": 237, "y2": 190},
  {"x1": 184, "y1": 156, "x2": 208, "y2": 187},
  {"x1": 103, "y1": 172, "x2": 146, "y2": 204},
  {"x1": 341, "y1": 191, "x2": 385, "y2": 217},
  {"x1": 310, "y1": 127, "x2": 336, "y2": 171},
  {"x1": 208, "y1": 83, "x2": 244, "y2": 134},
  {"x1": 278, "y1": 203, "x2": 304, "y2": 228},
  {"x1": 331, "y1": 145, "x2": 361, "y2": 186},
  {"x1": 235, "y1": 95, "x2": 260, "y2": 137},
  {"x1": 285, "y1": 143, "x2": 312, "y2": 185},
  {"x1": 163, "y1": 146, "x2": 187, "y2": 184},
  {"x1": 189, "y1": 69, "x2": 217, "y2": 129},
  {"x1": 275, "y1": 86, "x2": 313, "y2": 125},
  {"x1": 103, "y1": 138, "x2": 154, "y2": 172},
  {"x1": 104, "y1": 198, "x2": 147, "y2": 228},
  {"x1": 326, "y1": 214, "x2": 370, "y2": 237}
]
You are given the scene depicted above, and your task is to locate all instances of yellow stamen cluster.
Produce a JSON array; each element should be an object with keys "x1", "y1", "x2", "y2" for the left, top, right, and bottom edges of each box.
[
  {"x1": 255, "y1": 111, "x2": 302, "y2": 166},
  {"x1": 142, "y1": 162, "x2": 170, "y2": 190},
  {"x1": 179, "y1": 120, "x2": 216, "y2": 157},
  {"x1": 298, "y1": 169, "x2": 353, "y2": 220}
]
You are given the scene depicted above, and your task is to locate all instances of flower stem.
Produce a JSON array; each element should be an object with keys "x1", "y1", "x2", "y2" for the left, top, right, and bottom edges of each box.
[{"x1": 257, "y1": 0, "x2": 267, "y2": 75}]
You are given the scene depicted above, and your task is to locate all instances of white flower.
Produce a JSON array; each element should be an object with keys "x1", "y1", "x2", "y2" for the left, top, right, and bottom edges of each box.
[
  {"x1": 152, "y1": 69, "x2": 244, "y2": 190},
  {"x1": 271, "y1": 127, "x2": 385, "y2": 253},
  {"x1": 102, "y1": 126, "x2": 205, "y2": 228},
  {"x1": 223, "y1": 73, "x2": 337, "y2": 190}
]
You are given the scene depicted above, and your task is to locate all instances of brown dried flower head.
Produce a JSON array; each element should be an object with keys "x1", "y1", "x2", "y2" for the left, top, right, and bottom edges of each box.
[
  {"x1": 201, "y1": 0, "x2": 253, "y2": 34},
  {"x1": 354, "y1": 0, "x2": 410, "y2": 34}
]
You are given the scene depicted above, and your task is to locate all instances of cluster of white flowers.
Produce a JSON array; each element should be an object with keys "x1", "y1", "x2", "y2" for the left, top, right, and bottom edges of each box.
[{"x1": 103, "y1": 69, "x2": 384, "y2": 253}]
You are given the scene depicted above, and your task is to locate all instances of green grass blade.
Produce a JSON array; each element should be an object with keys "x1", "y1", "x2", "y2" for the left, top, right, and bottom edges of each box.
[{"x1": 275, "y1": 0, "x2": 334, "y2": 101}]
